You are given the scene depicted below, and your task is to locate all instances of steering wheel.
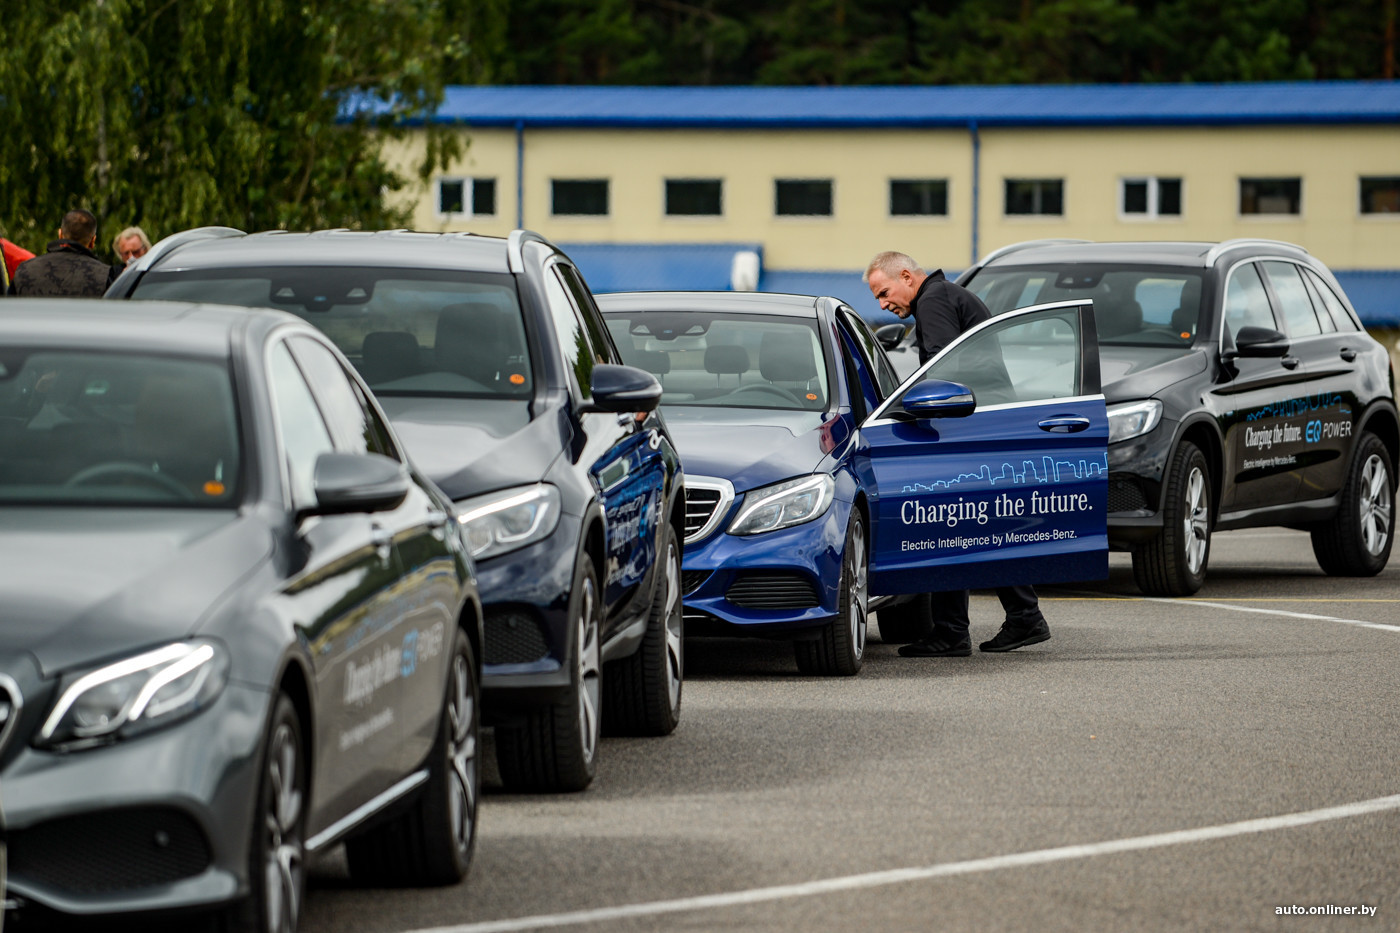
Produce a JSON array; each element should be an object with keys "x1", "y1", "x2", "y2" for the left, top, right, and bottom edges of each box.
[
  {"x1": 64, "y1": 462, "x2": 196, "y2": 500},
  {"x1": 724, "y1": 383, "x2": 804, "y2": 405}
]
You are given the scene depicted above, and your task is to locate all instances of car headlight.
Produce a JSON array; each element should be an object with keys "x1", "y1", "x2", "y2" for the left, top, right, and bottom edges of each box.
[
  {"x1": 728, "y1": 475, "x2": 835, "y2": 536},
  {"x1": 1107, "y1": 399, "x2": 1163, "y2": 444},
  {"x1": 37, "y1": 639, "x2": 229, "y2": 750},
  {"x1": 455, "y1": 483, "x2": 561, "y2": 560}
]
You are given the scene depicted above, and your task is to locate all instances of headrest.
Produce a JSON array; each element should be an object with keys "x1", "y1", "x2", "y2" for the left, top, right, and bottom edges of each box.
[
  {"x1": 631, "y1": 349, "x2": 671, "y2": 375},
  {"x1": 1094, "y1": 295, "x2": 1143, "y2": 338},
  {"x1": 759, "y1": 331, "x2": 817, "y2": 383},
  {"x1": 435, "y1": 302, "x2": 505, "y2": 371},
  {"x1": 361, "y1": 331, "x2": 421, "y2": 383},
  {"x1": 704, "y1": 345, "x2": 749, "y2": 375}
]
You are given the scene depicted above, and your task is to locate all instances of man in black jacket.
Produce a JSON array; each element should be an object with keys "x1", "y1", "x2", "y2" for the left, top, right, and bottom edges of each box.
[
  {"x1": 864, "y1": 250, "x2": 1051, "y2": 657},
  {"x1": 11, "y1": 209, "x2": 118, "y2": 297}
]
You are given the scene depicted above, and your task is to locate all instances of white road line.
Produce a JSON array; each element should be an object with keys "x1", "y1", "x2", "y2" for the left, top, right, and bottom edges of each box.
[
  {"x1": 409, "y1": 794, "x2": 1400, "y2": 933},
  {"x1": 1144, "y1": 597, "x2": 1400, "y2": 633}
]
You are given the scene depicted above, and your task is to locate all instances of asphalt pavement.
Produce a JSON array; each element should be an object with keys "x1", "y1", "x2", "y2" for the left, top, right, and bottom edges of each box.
[{"x1": 301, "y1": 528, "x2": 1400, "y2": 932}]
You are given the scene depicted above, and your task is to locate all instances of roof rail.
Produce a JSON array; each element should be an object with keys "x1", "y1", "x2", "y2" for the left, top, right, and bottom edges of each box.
[
  {"x1": 1204, "y1": 238, "x2": 1308, "y2": 266},
  {"x1": 507, "y1": 229, "x2": 550, "y2": 273},
  {"x1": 976, "y1": 238, "x2": 1091, "y2": 267},
  {"x1": 136, "y1": 226, "x2": 246, "y2": 272}
]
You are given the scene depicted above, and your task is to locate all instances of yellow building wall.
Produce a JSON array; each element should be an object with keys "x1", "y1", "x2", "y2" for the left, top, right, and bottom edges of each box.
[{"x1": 385, "y1": 122, "x2": 1400, "y2": 272}]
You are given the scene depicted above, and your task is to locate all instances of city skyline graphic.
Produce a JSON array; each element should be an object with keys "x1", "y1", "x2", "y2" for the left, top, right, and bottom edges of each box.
[{"x1": 900, "y1": 453, "x2": 1109, "y2": 493}]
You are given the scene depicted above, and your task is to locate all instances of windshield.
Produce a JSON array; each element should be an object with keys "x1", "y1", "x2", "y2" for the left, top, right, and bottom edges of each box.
[
  {"x1": 967, "y1": 264, "x2": 1206, "y2": 347},
  {"x1": 134, "y1": 267, "x2": 532, "y2": 400},
  {"x1": 0, "y1": 349, "x2": 240, "y2": 507},
  {"x1": 603, "y1": 310, "x2": 830, "y2": 411}
]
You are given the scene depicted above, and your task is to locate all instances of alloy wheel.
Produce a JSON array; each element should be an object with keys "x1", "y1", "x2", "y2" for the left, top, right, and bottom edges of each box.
[
  {"x1": 848, "y1": 519, "x2": 868, "y2": 659},
  {"x1": 1360, "y1": 454, "x2": 1393, "y2": 557},
  {"x1": 662, "y1": 539, "x2": 683, "y2": 712},
  {"x1": 263, "y1": 721, "x2": 304, "y2": 933},
  {"x1": 446, "y1": 652, "x2": 478, "y2": 854},
  {"x1": 577, "y1": 576, "x2": 601, "y2": 764},
  {"x1": 1183, "y1": 465, "x2": 1209, "y2": 575}
]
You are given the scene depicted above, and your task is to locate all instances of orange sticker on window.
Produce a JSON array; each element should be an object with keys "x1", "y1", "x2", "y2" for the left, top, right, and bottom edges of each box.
[
  {"x1": 203, "y1": 481, "x2": 226, "y2": 496},
  {"x1": 806, "y1": 393, "x2": 818, "y2": 400},
  {"x1": 1180, "y1": 332, "x2": 1191, "y2": 339},
  {"x1": 509, "y1": 373, "x2": 525, "y2": 385}
]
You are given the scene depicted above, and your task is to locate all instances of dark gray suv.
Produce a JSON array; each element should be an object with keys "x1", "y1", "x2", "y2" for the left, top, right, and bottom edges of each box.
[{"x1": 939, "y1": 238, "x2": 1396, "y2": 595}]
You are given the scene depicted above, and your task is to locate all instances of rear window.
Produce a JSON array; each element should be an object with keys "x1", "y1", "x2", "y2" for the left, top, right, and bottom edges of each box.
[
  {"x1": 967, "y1": 264, "x2": 1207, "y2": 347},
  {"x1": 134, "y1": 267, "x2": 532, "y2": 399},
  {"x1": 0, "y1": 349, "x2": 240, "y2": 507}
]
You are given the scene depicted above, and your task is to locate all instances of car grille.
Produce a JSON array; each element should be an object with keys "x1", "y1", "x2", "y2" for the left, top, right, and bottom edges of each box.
[
  {"x1": 726, "y1": 572, "x2": 820, "y2": 609},
  {"x1": 8, "y1": 807, "x2": 211, "y2": 895},
  {"x1": 0, "y1": 675, "x2": 20, "y2": 758},
  {"x1": 681, "y1": 570, "x2": 711, "y2": 595},
  {"x1": 484, "y1": 607, "x2": 551, "y2": 665},
  {"x1": 684, "y1": 488, "x2": 722, "y2": 539},
  {"x1": 1107, "y1": 475, "x2": 1151, "y2": 512}
]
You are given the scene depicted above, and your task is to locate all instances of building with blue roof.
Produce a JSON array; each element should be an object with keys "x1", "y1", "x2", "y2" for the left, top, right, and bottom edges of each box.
[{"x1": 376, "y1": 82, "x2": 1400, "y2": 325}]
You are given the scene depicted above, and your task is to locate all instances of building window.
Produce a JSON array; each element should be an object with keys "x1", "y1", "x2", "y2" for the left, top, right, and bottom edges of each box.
[
  {"x1": 1360, "y1": 176, "x2": 1400, "y2": 214},
  {"x1": 1240, "y1": 178, "x2": 1301, "y2": 215},
  {"x1": 1120, "y1": 177, "x2": 1181, "y2": 218},
  {"x1": 552, "y1": 179, "x2": 609, "y2": 216},
  {"x1": 890, "y1": 179, "x2": 948, "y2": 216},
  {"x1": 666, "y1": 179, "x2": 722, "y2": 216},
  {"x1": 775, "y1": 179, "x2": 833, "y2": 216},
  {"x1": 437, "y1": 177, "x2": 496, "y2": 218},
  {"x1": 1005, "y1": 179, "x2": 1063, "y2": 216}
]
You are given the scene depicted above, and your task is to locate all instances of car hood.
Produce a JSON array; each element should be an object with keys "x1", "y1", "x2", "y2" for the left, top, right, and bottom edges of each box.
[
  {"x1": 0, "y1": 508, "x2": 270, "y2": 675},
  {"x1": 660, "y1": 407, "x2": 846, "y2": 491},
  {"x1": 1099, "y1": 346, "x2": 1208, "y2": 403},
  {"x1": 376, "y1": 396, "x2": 556, "y2": 501}
]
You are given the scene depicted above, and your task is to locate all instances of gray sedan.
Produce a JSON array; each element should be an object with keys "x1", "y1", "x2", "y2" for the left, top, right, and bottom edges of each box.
[{"x1": 0, "y1": 301, "x2": 483, "y2": 931}]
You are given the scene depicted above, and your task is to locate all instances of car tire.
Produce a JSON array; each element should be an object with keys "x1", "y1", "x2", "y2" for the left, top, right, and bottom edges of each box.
[
  {"x1": 345, "y1": 627, "x2": 479, "y2": 886},
  {"x1": 1311, "y1": 432, "x2": 1395, "y2": 576},
  {"x1": 1133, "y1": 440, "x2": 1211, "y2": 596},
  {"x1": 225, "y1": 694, "x2": 306, "y2": 933},
  {"x1": 604, "y1": 522, "x2": 683, "y2": 736},
  {"x1": 495, "y1": 559, "x2": 601, "y2": 792},
  {"x1": 794, "y1": 511, "x2": 867, "y2": 676},
  {"x1": 874, "y1": 594, "x2": 934, "y2": 644}
]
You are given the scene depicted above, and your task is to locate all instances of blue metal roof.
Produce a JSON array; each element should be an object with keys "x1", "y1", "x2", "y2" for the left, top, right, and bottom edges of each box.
[{"x1": 417, "y1": 82, "x2": 1400, "y2": 129}]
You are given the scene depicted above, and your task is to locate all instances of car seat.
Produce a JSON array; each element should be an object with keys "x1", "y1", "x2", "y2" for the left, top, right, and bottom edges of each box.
[
  {"x1": 759, "y1": 331, "x2": 822, "y2": 405},
  {"x1": 434, "y1": 303, "x2": 510, "y2": 388},
  {"x1": 1094, "y1": 293, "x2": 1144, "y2": 339},
  {"x1": 360, "y1": 331, "x2": 422, "y2": 385},
  {"x1": 704, "y1": 344, "x2": 749, "y2": 390}
]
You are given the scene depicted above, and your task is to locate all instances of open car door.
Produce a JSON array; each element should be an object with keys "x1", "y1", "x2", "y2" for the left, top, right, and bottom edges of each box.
[{"x1": 856, "y1": 301, "x2": 1108, "y2": 595}]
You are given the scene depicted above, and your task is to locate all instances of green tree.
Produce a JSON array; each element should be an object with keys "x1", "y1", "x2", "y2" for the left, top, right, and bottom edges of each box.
[{"x1": 0, "y1": 0, "x2": 466, "y2": 256}]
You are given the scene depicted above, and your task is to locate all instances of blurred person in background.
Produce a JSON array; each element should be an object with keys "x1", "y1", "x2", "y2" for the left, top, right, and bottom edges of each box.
[
  {"x1": 11, "y1": 209, "x2": 117, "y2": 297},
  {"x1": 112, "y1": 225, "x2": 150, "y2": 265}
]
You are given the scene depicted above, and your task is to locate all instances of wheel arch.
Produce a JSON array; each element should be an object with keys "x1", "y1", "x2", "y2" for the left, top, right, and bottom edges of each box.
[
  {"x1": 276, "y1": 655, "x2": 315, "y2": 782},
  {"x1": 1176, "y1": 417, "x2": 1224, "y2": 522},
  {"x1": 1358, "y1": 401, "x2": 1400, "y2": 475}
]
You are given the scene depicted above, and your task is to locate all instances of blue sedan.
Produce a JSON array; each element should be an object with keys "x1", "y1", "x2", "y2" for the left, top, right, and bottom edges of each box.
[{"x1": 598, "y1": 291, "x2": 1111, "y2": 675}]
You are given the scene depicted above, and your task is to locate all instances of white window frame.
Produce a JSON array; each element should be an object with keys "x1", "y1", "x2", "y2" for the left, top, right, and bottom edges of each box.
[
  {"x1": 1119, "y1": 176, "x2": 1183, "y2": 221},
  {"x1": 436, "y1": 176, "x2": 496, "y2": 220}
]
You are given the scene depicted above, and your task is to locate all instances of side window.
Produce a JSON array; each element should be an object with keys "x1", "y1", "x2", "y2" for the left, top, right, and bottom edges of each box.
[
  {"x1": 268, "y1": 342, "x2": 336, "y2": 509},
  {"x1": 556, "y1": 264, "x2": 617, "y2": 363},
  {"x1": 1302, "y1": 268, "x2": 1362, "y2": 333},
  {"x1": 1223, "y1": 263, "x2": 1279, "y2": 338},
  {"x1": 1261, "y1": 261, "x2": 1323, "y2": 338},
  {"x1": 839, "y1": 308, "x2": 899, "y2": 397},
  {"x1": 288, "y1": 336, "x2": 400, "y2": 459},
  {"x1": 915, "y1": 308, "x2": 1080, "y2": 406},
  {"x1": 541, "y1": 267, "x2": 598, "y2": 399}
]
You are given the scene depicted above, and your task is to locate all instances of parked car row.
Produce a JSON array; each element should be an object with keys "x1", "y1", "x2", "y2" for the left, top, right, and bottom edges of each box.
[{"x1": 1, "y1": 229, "x2": 1390, "y2": 931}]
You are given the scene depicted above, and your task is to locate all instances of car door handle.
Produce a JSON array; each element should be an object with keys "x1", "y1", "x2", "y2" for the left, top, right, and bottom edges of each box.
[
  {"x1": 1038, "y1": 416, "x2": 1091, "y2": 434},
  {"x1": 1340, "y1": 347, "x2": 1358, "y2": 362},
  {"x1": 1281, "y1": 356, "x2": 1301, "y2": 370}
]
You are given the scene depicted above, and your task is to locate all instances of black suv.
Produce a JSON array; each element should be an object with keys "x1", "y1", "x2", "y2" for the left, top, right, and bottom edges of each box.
[
  {"x1": 109, "y1": 228, "x2": 685, "y2": 792},
  {"x1": 946, "y1": 238, "x2": 1397, "y2": 595}
]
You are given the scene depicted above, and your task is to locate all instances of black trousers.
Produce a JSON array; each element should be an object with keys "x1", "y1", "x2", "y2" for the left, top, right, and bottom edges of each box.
[{"x1": 929, "y1": 585, "x2": 1044, "y2": 639}]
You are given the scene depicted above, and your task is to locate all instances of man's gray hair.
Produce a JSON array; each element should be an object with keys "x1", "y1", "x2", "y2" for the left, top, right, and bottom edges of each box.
[
  {"x1": 863, "y1": 251, "x2": 923, "y2": 283},
  {"x1": 112, "y1": 226, "x2": 151, "y2": 253}
]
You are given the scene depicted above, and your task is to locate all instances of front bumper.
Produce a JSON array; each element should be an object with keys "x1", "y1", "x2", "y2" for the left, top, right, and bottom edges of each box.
[
  {"x1": 680, "y1": 501, "x2": 848, "y2": 637},
  {"x1": 2, "y1": 681, "x2": 267, "y2": 919},
  {"x1": 1106, "y1": 420, "x2": 1178, "y2": 547}
]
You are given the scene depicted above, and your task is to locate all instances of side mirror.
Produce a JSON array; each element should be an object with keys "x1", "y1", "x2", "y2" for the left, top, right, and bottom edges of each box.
[
  {"x1": 900, "y1": 379, "x2": 976, "y2": 418},
  {"x1": 1228, "y1": 325, "x2": 1290, "y2": 359},
  {"x1": 581, "y1": 363, "x2": 662, "y2": 413},
  {"x1": 311, "y1": 452, "x2": 410, "y2": 515},
  {"x1": 874, "y1": 323, "x2": 907, "y2": 351}
]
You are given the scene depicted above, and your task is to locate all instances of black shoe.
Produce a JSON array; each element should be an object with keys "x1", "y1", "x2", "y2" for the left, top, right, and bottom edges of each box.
[
  {"x1": 898, "y1": 635, "x2": 972, "y2": 657},
  {"x1": 978, "y1": 618, "x2": 1051, "y2": 652}
]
